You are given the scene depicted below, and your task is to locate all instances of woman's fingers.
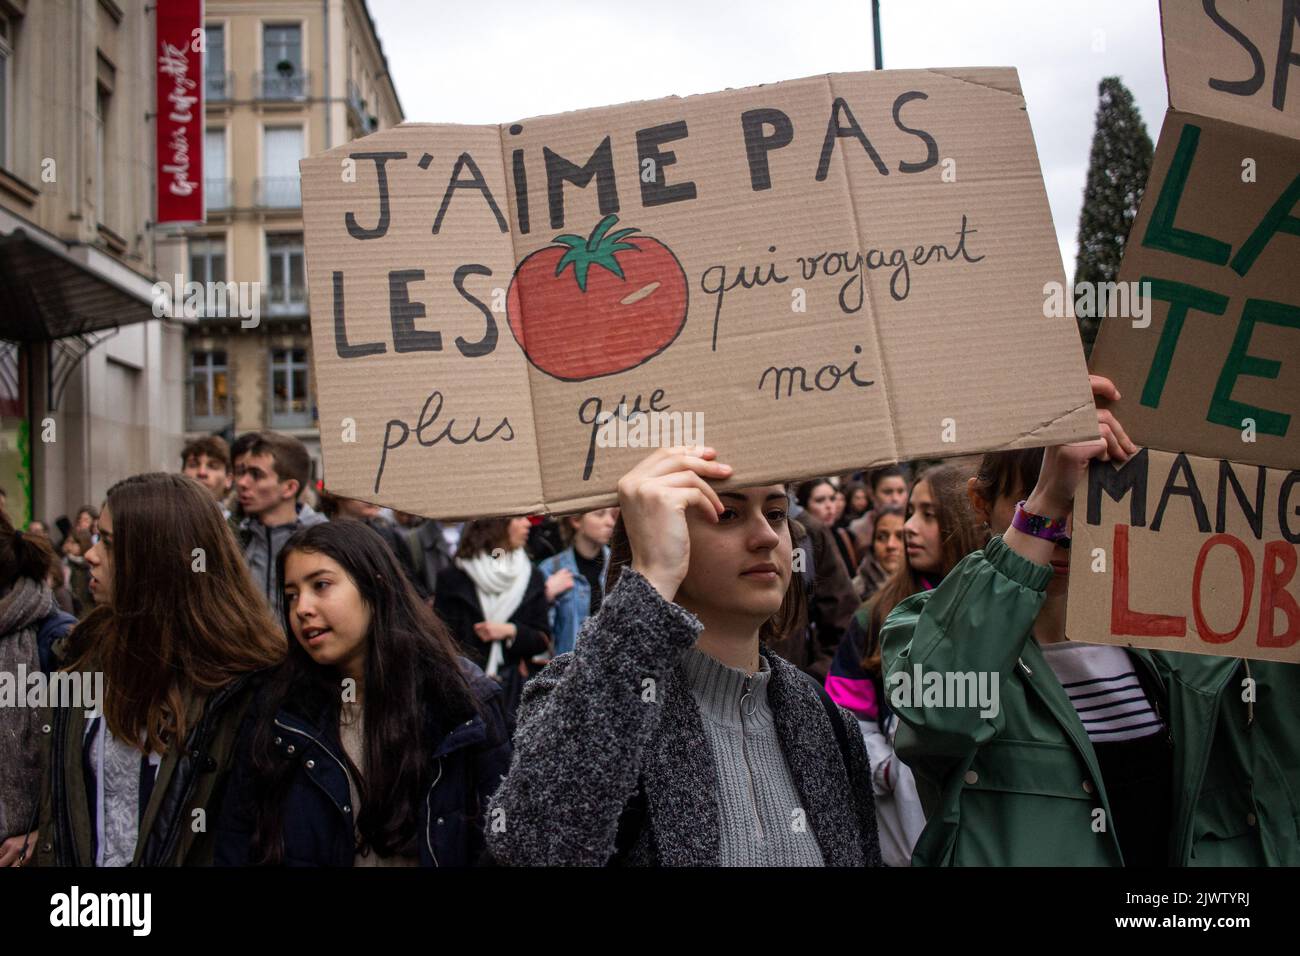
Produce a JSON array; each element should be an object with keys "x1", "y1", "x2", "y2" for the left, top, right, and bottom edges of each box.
[
  {"x1": 1098, "y1": 422, "x2": 1115, "y2": 461},
  {"x1": 646, "y1": 451, "x2": 731, "y2": 482},
  {"x1": 1090, "y1": 374, "x2": 1139, "y2": 458},
  {"x1": 1070, "y1": 436, "x2": 1111, "y2": 463},
  {"x1": 1089, "y1": 374, "x2": 1121, "y2": 403},
  {"x1": 1097, "y1": 408, "x2": 1138, "y2": 458},
  {"x1": 651, "y1": 470, "x2": 727, "y2": 520},
  {"x1": 0, "y1": 833, "x2": 31, "y2": 867},
  {"x1": 623, "y1": 445, "x2": 729, "y2": 481},
  {"x1": 618, "y1": 445, "x2": 732, "y2": 519},
  {"x1": 1100, "y1": 421, "x2": 1130, "y2": 462},
  {"x1": 623, "y1": 444, "x2": 711, "y2": 479},
  {"x1": 680, "y1": 487, "x2": 725, "y2": 526}
]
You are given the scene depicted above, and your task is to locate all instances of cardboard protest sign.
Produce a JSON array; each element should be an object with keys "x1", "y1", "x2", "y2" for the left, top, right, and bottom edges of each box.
[
  {"x1": 1074, "y1": 0, "x2": 1300, "y2": 661},
  {"x1": 301, "y1": 69, "x2": 1097, "y2": 519},
  {"x1": 1089, "y1": 0, "x2": 1300, "y2": 470},
  {"x1": 1070, "y1": 449, "x2": 1299, "y2": 663}
]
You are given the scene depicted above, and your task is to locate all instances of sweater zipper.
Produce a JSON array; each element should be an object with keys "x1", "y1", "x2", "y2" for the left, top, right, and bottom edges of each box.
[{"x1": 739, "y1": 675, "x2": 764, "y2": 842}]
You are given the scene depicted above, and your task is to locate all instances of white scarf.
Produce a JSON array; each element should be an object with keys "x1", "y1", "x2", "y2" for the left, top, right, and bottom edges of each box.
[{"x1": 456, "y1": 548, "x2": 531, "y2": 677}]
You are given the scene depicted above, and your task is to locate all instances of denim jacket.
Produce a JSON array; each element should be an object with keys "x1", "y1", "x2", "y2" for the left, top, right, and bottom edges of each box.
[{"x1": 538, "y1": 546, "x2": 609, "y2": 657}]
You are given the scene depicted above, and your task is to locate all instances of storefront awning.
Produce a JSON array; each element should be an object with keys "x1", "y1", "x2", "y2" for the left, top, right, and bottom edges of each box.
[{"x1": 0, "y1": 226, "x2": 158, "y2": 342}]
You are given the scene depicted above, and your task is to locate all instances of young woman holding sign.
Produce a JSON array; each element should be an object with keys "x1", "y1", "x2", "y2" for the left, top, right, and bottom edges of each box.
[
  {"x1": 485, "y1": 446, "x2": 881, "y2": 866},
  {"x1": 882, "y1": 376, "x2": 1300, "y2": 866}
]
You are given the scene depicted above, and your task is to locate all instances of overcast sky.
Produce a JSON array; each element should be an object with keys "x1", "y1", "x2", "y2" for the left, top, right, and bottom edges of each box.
[{"x1": 367, "y1": 0, "x2": 1168, "y2": 279}]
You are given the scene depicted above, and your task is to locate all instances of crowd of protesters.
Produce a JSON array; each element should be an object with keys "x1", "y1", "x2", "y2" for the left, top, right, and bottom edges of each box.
[{"x1": 1, "y1": 374, "x2": 1297, "y2": 868}]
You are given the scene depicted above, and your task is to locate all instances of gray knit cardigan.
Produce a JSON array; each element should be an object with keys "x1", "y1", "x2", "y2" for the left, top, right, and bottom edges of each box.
[{"x1": 485, "y1": 566, "x2": 882, "y2": 866}]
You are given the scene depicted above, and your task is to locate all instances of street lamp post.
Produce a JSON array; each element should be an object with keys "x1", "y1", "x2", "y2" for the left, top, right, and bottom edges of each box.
[{"x1": 872, "y1": 0, "x2": 883, "y2": 70}]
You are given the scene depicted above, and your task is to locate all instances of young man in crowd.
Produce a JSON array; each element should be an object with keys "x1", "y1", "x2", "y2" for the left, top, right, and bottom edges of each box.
[
  {"x1": 181, "y1": 435, "x2": 235, "y2": 516},
  {"x1": 232, "y1": 431, "x2": 327, "y2": 616},
  {"x1": 399, "y1": 514, "x2": 461, "y2": 605},
  {"x1": 849, "y1": 464, "x2": 911, "y2": 557}
]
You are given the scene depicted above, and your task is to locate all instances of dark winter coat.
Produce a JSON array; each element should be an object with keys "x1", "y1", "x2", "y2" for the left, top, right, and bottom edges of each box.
[
  {"x1": 434, "y1": 565, "x2": 550, "y2": 718},
  {"x1": 213, "y1": 659, "x2": 511, "y2": 867},
  {"x1": 37, "y1": 669, "x2": 261, "y2": 866},
  {"x1": 785, "y1": 511, "x2": 859, "y2": 680},
  {"x1": 408, "y1": 520, "x2": 457, "y2": 599}
]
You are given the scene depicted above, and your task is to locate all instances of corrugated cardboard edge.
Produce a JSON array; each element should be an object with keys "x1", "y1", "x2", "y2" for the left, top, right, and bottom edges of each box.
[{"x1": 489, "y1": 66, "x2": 1030, "y2": 128}]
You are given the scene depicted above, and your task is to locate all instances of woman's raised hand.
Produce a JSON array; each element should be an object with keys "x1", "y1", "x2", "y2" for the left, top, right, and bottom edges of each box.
[
  {"x1": 1089, "y1": 374, "x2": 1138, "y2": 463},
  {"x1": 617, "y1": 445, "x2": 731, "y2": 601},
  {"x1": 1028, "y1": 374, "x2": 1139, "y2": 515}
]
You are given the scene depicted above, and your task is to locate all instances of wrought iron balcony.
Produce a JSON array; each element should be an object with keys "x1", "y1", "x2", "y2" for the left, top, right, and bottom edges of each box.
[
  {"x1": 255, "y1": 68, "x2": 310, "y2": 101},
  {"x1": 205, "y1": 71, "x2": 234, "y2": 102},
  {"x1": 254, "y1": 176, "x2": 301, "y2": 208},
  {"x1": 205, "y1": 178, "x2": 234, "y2": 211}
]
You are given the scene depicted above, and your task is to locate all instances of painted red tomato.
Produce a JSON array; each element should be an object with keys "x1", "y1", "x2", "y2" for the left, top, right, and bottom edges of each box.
[{"x1": 506, "y1": 214, "x2": 688, "y2": 382}]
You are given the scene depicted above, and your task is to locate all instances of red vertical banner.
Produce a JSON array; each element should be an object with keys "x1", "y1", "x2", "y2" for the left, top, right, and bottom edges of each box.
[{"x1": 155, "y1": 0, "x2": 204, "y2": 224}]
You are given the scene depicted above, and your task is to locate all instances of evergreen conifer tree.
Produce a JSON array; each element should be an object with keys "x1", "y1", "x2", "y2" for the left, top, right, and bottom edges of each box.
[{"x1": 1074, "y1": 76, "x2": 1154, "y2": 356}]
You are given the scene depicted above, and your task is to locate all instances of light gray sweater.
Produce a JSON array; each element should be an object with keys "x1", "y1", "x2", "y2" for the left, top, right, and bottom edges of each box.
[{"x1": 680, "y1": 647, "x2": 825, "y2": 866}]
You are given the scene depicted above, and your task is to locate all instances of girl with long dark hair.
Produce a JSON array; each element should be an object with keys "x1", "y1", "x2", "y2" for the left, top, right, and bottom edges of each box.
[
  {"x1": 215, "y1": 520, "x2": 510, "y2": 866},
  {"x1": 851, "y1": 504, "x2": 904, "y2": 602},
  {"x1": 826, "y1": 466, "x2": 989, "y2": 865},
  {"x1": 486, "y1": 446, "x2": 881, "y2": 866},
  {"x1": 36, "y1": 473, "x2": 284, "y2": 866}
]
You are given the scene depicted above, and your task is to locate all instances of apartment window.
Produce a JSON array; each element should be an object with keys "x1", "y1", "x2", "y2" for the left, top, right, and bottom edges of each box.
[
  {"x1": 262, "y1": 24, "x2": 304, "y2": 98},
  {"x1": 259, "y1": 126, "x2": 301, "y2": 207},
  {"x1": 0, "y1": 16, "x2": 11, "y2": 169},
  {"x1": 0, "y1": 340, "x2": 21, "y2": 418},
  {"x1": 266, "y1": 234, "x2": 305, "y2": 315},
  {"x1": 189, "y1": 349, "x2": 231, "y2": 429},
  {"x1": 269, "y1": 347, "x2": 311, "y2": 427},
  {"x1": 205, "y1": 128, "x2": 228, "y2": 209},
  {"x1": 189, "y1": 236, "x2": 226, "y2": 290},
  {"x1": 95, "y1": 85, "x2": 109, "y2": 224},
  {"x1": 205, "y1": 24, "x2": 228, "y2": 100}
]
